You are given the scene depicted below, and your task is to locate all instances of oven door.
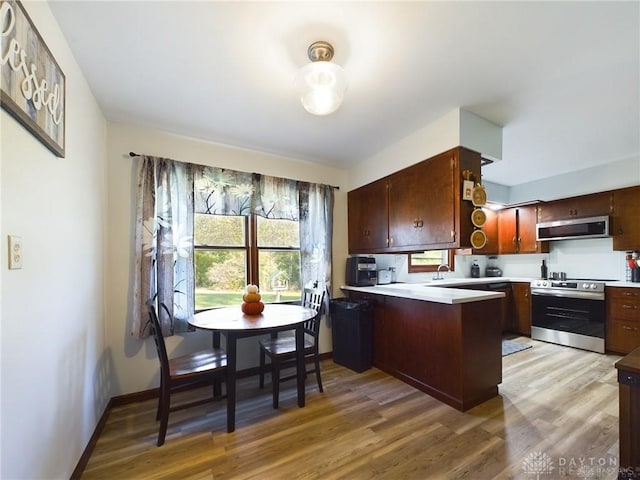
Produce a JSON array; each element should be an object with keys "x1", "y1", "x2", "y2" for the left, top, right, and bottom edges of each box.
[{"x1": 531, "y1": 289, "x2": 605, "y2": 352}]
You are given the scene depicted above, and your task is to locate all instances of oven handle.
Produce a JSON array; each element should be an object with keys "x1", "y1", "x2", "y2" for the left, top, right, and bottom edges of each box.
[{"x1": 530, "y1": 288, "x2": 605, "y2": 301}]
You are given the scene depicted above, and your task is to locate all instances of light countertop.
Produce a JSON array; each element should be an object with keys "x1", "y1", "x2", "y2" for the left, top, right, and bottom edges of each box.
[
  {"x1": 605, "y1": 281, "x2": 640, "y2": 288},
  {"x1": 340, "y1": 276, "x2": 640, "y2": 305},
  {"x1": 340, "y1": 283, "x2": 505, "y2": 305}
]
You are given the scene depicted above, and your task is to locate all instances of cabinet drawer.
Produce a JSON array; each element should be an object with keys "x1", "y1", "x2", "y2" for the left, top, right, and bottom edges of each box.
[
  {"x1": 607, "y1": 320, "x2": 640, "y2": 354},
  {"x1": 608, "y1": 288, "x2": 640, "y2": 301},
  {"x1": 609, "y1": 301, "x2": 640, "y2": 321}
]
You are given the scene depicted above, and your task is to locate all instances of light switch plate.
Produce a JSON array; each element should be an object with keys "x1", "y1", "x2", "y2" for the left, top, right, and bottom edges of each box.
[{"x1": 8, "y1": 236, "x2": 22, "y2": 269}]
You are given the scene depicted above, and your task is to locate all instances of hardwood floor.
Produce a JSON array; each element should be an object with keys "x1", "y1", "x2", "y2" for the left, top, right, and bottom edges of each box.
[{"x1": 81, "y1": 337, "x2": 623, "y2": 479}]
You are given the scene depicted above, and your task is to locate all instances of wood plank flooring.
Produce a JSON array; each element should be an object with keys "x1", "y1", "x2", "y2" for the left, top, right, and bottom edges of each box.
[{"x1": 81, "y1": 337, "x2": 623, "y2": 479}]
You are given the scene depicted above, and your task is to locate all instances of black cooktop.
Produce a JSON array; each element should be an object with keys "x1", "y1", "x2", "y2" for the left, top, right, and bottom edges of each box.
[{"x1": 566, "y1": 278, "x2": 616, "y2": 282}]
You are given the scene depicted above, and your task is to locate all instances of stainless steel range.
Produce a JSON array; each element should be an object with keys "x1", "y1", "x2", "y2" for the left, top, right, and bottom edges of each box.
[{"x1": 530, "y1": 279, "x2": 608, "y2": 353}]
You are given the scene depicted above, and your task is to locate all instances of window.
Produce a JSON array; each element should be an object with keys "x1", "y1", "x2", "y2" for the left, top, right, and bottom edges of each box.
[
  {"x1": 408, "y1": 250, "x2": 455, "y2": 273},
  {"x1": 194, "y1": 213, "x2": 301, "y2": 310}
]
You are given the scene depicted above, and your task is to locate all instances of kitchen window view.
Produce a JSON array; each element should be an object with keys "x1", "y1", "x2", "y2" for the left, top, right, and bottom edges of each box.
[
  {"x1": 408, "y1": 249, "x2": 455, "y2": 273},
  {"x1": 194, "y1": 213, "x2": 301, "y2": 309}
]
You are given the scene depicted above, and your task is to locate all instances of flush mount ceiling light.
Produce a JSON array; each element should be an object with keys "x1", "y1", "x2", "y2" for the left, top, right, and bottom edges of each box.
[{"x1": 295, "y1": 41, "x2": 347, "y2": 116}]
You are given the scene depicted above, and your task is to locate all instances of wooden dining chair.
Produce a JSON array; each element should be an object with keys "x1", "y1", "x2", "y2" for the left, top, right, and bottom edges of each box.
[
  {"x1": 258, "y1": 287, "x2": 326, "y2": 408},
  {"x1": 147, "y1": 300, "x2": 229, "y2": 446}
]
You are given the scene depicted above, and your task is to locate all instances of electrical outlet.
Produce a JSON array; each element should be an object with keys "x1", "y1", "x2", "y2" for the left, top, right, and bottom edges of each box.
[{"x1": 8, "y1": 235, "x2": 22, "y2": 269}]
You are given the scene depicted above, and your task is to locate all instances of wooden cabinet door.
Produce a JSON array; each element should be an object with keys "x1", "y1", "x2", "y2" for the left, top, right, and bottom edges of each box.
[
  {"x1": 498, "y1": 208, "x2": 518, "y2": 254},
  {"x1": 517, "y1": 204, "x2": 549, "y2": 254},
  {"x1": 384, "y1": 296, "x2": 422, "y2": 378},
  {"x1": 538, "y1": 191, "x2": 612, "y2": 223},
  {"x1": 347, "y1": 179, "x2": 389, "y2": 253},
  {"x1": 388, "y1": 152, "x2": 457, "y2": 249},
  {"x1": 387, "y1": 163, "x2": 430, "y2": 249},
  {"x1": 421, "y1": 152, "x2": 457, "y2": 247},
  {"x1": 510, "y1": 282, "x2": 531, "y2": 335},
  {"x1": 612, "y1": 186, "x2": 640, "y2": 251}
]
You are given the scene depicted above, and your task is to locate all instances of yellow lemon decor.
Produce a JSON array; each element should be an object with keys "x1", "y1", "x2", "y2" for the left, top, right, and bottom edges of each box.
[{"x1": 241, "y1": 284, "x2": 264, "y2": 315}]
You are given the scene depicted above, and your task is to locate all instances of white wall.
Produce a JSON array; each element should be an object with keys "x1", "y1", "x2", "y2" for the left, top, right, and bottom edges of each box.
[
  {"x1": 347, "y1": 108, "x2": 504, "y2": 190},
  {"x1": 505, "y1": 155, "x2": 640, "y2": 204},
  {"x1": 347, "y1": 108, "x2": 460, "y2": 189},
  {"x1": 0, "y1": 3, "x2": 108, "y2": 479},
  {"x1": 106, "y1": 123, "x2": 349, "y2": 396}
]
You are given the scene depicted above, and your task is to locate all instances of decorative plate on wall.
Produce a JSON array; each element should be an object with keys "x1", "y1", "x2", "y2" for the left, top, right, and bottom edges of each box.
[
  {"x1": 471, "y1": 208, "x2": 487, "y2": 227},
  {"x1": 471, "y1": 185, "x2": 487, "y2": 206},
  {"x1": 470, "y1": 229, "x2": 487, "y2": 249}
]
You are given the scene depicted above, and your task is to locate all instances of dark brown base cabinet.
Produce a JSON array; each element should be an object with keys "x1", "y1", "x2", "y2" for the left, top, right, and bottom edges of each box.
[
  {"x1": 615, "y1": 348, "x2": 640, "y2": 479},
  {"x1": 607, "y1": 287, "x2": 640, "y2": 355},
  {"x1": 510, "y1": 282, "x2": 532, "y2": 336},
  {"x1": 348, "y1": 291, "x2": 502, "y2": 411}
]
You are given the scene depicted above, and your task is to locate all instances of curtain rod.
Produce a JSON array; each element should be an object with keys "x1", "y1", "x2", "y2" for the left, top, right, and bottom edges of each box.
[{"x1": 129, "y1": 152, "x2": 340, "y2": 190}]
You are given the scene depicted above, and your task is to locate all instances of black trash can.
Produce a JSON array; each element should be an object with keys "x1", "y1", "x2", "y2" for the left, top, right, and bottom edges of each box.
[{"x1": 329, "y1": 298, "x2": 373, "y2": 373}]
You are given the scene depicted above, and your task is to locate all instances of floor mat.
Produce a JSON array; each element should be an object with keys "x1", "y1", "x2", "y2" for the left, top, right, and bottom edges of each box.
[{"x1": 502, "y1": 339, "x2": 532, "y2": 356}]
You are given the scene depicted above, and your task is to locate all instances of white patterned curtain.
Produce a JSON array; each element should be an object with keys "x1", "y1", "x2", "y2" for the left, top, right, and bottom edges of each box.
[
  {"x1": 255, "y1": 175, "x2": 299, "y2": 220},
  {"x1": 194, "y1": 166, "x2": 256, "y2": 215},
  {"x1": 299, "y1": 182, "x2": 334, "y2": 314},
  {"x1": 132, "y1": 156, "x2": 195, "y2": 338}
]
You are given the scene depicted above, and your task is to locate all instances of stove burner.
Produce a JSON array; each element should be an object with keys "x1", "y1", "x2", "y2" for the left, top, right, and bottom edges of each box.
[{"x1": 565, "y1": 278, "x2": 616, "y2": 282}]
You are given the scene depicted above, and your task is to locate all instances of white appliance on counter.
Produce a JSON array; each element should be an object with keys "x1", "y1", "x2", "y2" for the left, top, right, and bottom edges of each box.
[{"x1": 377, "y1": 269, "x2": 392, "y2": 285}]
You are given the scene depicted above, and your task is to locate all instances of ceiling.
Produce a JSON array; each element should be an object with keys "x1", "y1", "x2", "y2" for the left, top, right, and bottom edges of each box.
[{"x1": 49, "y1": 1, "x2": 639, "y2": 187}]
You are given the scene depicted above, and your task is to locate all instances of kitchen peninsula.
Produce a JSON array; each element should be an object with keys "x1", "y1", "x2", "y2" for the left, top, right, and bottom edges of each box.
[{"x1": 342, "y1": 283, "x2": 505, "y2": 411}]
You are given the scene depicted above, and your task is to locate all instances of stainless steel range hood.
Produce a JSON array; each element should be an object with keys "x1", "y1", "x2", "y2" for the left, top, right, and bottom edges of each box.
[{"x1": 536, "y1": 215, "x2": 611, "y2": 241}]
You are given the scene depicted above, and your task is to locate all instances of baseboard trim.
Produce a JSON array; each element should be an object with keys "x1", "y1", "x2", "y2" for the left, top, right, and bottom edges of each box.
[
  {"x1": 69, "y1": 397, "x2": 113, "y2": 480},
  {"x1": 71, "y1": 353, "x2": 333, "y2": 477}
]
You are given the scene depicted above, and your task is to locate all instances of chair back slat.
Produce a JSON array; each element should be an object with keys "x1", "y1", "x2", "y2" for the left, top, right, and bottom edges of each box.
[
  {"x1": 302, "y1": 288, "x2": 325, "y2": 337},
  {"x1": 147, "y1": 300, "x2": 171, "y2": 379}
]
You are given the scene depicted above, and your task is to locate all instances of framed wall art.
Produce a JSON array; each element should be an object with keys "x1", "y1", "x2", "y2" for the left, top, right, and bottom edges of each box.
[{"x1": 1, "y1": 0, "x2": 66, "y2": 157}]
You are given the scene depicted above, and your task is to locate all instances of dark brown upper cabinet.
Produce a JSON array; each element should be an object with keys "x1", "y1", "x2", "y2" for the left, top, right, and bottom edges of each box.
[
  {"x1": 347, "y1": 178, "x2": 389, "y2": 252},
  {"x1": 538, "y1": 191, "x2": 613, "y2": 223},
  {"x1": 347, "y1": 147, "x2": 481, "y2": 254},
  {"x1": 612, "y1": 185, "x2": 640, "y2": 251},
  {"x1": 484, "y1": 204, "x2": 548, "y2": 255}
]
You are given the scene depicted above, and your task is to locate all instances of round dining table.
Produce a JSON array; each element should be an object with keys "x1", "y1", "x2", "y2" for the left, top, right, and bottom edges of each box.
[{"x1": 190, "y1": 303, "x2": 317, "y2": 432}]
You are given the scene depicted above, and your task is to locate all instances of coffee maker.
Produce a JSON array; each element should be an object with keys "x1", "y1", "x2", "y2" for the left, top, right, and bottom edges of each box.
[{"x1": 345, "y1": 257, "x2": 377, "y2": 286}]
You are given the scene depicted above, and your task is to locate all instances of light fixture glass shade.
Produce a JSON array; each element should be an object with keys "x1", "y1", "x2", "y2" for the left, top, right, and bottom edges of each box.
[{"x1": 295, "y1": 61, "x2": 347, "y2": 116}]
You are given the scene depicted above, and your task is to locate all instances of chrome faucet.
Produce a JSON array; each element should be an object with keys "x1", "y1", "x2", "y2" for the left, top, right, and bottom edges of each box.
[{"x1": 433, "y1": 264, "x2": 450, "y2": 280}]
